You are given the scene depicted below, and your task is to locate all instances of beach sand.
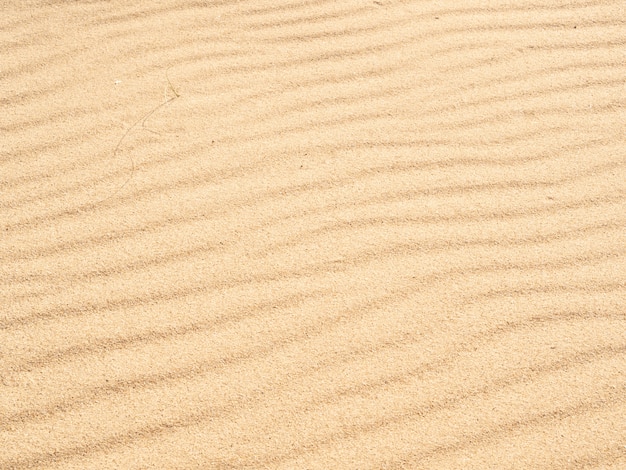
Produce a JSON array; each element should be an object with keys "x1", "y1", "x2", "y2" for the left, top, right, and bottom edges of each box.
[{"x1": 1, "y1": 1, "x2": 625, "y2": 468}]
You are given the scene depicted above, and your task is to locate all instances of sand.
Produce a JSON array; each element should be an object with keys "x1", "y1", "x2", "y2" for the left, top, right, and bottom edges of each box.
[{"x1": 1, "y1": 0, "x2": 625, "y2": 468}]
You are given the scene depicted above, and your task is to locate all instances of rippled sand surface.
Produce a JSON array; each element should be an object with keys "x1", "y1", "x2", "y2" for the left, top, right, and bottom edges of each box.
[{"x1": 1, "y1": 1, "x2": 625, "y2": 468}]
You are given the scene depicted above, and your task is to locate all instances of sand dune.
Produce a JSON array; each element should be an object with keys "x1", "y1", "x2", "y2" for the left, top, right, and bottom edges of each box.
[{"x1": 1, "y1": 0, "x2": 625, "y2": 468}]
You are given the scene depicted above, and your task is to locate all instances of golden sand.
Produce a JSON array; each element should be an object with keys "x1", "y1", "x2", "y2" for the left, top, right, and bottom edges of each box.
[{"x1": 1, "y1": 1, "x2": 625, "y2": 468}]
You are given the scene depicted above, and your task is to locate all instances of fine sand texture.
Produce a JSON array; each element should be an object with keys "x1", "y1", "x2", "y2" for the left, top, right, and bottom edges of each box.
[{"x1": 1, "y1": 1, "x2": 625, "y2": 469}]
